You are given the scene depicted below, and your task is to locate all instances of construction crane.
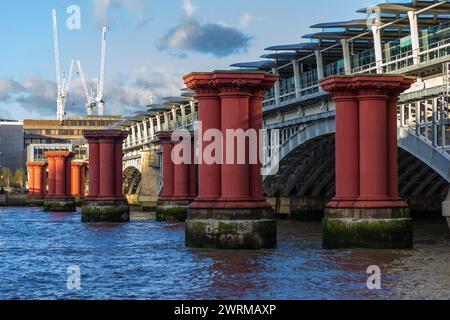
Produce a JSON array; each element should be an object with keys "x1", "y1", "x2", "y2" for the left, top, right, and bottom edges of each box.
[
  {"x1": 96, "y1": 26, "x2": 107, "y2": 116},
  {"x1": 52, "y1": 9, "x2": 73, "y2": 122},
  {"x1": 76, "y1": 60, "x2": 96, "y2": 115}
]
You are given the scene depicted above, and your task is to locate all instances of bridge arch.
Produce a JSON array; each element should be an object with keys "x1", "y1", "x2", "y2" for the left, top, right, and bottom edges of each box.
[
  {"x1": 264, "y1": 117, "x2": 450, "y2": 210},
  {"x1": 123, "y1": 166, "x2": 142, "y2": 196}
]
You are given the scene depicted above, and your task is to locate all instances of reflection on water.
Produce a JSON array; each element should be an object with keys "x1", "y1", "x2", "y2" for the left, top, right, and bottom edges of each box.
[{"x1": 0, "y1": 207, "x2": 449, "y2": 300}]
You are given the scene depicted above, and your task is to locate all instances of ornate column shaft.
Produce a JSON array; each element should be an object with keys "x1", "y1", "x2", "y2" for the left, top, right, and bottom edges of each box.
[{"x1": 44, "y1": 151, "x2": 75, "y2": 212}]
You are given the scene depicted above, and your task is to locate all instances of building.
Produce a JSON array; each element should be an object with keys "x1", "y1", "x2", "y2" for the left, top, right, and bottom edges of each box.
[
  {"x1": 23, "y1": 115, "x2": 123, "y2": 164},
  {"x1": 0, "y1": 120, "x2": 24, "y2": 172},
  {"x1": 23, "y1": 115, "x2": 123, "y2": 147}
]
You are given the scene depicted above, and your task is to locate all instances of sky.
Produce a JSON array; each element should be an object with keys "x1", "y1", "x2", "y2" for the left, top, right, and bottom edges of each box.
[{"x1": 0, "y1": 0, "x2": 376, "y2": 120}]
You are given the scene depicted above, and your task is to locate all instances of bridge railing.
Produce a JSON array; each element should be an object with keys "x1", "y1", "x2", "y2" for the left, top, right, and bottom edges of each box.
[{"x1": 263, "y1": 23, "x2": 450, "y2": 109}]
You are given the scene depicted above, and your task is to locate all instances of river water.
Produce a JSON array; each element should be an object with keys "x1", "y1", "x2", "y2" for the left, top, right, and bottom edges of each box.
[{"x1": 0, "y1": 207, "x2": 449, "y2": 300}]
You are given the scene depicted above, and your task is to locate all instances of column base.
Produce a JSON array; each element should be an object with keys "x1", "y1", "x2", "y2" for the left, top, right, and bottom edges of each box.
[
  {"x1": 186, "y1": 205, "x2": 277, "y2": 250},
  {"x1": 323, "y1": 207, "x2": 413, "y2": 249},
  {"x1": 156, "y1": 199, "x2": 191, "y2": 222},
  {"x1": 44, "y1": 197, "x2": 77, "y2": 212},
  {"x1": 82, "y1": 199, "x2": 130, "y2": 223}
]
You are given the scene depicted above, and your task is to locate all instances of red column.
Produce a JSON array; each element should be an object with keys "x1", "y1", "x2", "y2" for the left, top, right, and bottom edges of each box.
[
  {"x1": 71, "y1": 162, "x2": 86, "y2": 198},
  {"x1": 173, "y1": 139, "x2": 190, "y2": 199},
  {"x1": 47, "y1": 157, "x2": 56, "y2": 197},
  {"x1": 88, "y1": 139, "x2": 100, "y2": 199},
  {"x1": 189, "y1": 135, "x2": 198, "y2": 198},
  {"x1": 45, "y1": 152, "x2": 74, "y2": 198},
  {"x1": 156, "y1": 132, "x2": 175, "y2": 201},
  {"x1": 26, "y1": 163, "x2": 36, "y2": 197},
  {"x1": 387, "y1": 95, "x2": 402, "y2": 199},
  {"x1": 114, "y1": 141, "x2": 124, "y2": 198},
  {"x1": 320, "y1": 78, "x2": 360, "y2": 206},
  {"x1": 320, "y1": 75, "x2": 415, "y2": 209},
  {"x1": 185, "y1": 71, "x2": 278, "y2": 210},
  {"x1": 34, "y1": 162, "x2": 48, "y2": 197},
  {"x1": 184, "y1": 74, "x2": 221, "y2": 204},
  {"x1": 219, "y1": 89, "x2": 251, "y2": 200},
  {"x1": 99, "y1": 139, "x2": 115, "y2": 198},
  {"x1": 83, "y1": 130, "x2": 129, "y2": 201},
  {"x1": 358, "y1": 89, "x2": 389, "y2": 199},
  {"x1": 248, "y1": 78, "x2": 278, "y2": 200}
]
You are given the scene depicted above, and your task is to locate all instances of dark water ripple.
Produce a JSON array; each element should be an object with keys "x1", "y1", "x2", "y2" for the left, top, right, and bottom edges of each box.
[{"x1": 0, "y1": 207, "x2": 449, "y2": 300}]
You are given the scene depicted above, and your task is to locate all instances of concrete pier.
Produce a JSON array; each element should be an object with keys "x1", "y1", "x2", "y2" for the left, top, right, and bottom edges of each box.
[
  {"x1": 184, "y1": 71, "x2": 278, "y2": 250},
  {"x1": 82, "y1": 130, "x2": 130, "y2": 222},
  {"x1": 43, "y1": 152, "x2": 76, "y2": 212},
  {"x1": 321, "y1": 75, "x2": 414, "y2": 249}
]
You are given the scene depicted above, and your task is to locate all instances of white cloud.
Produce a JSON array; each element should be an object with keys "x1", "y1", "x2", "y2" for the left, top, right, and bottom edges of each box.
[
  {"x1": 91, "y1": 0, "x2": 150, "y2": 27},
  {"x1": 239, "y1": 13, "x2": 253, "y2": 28},
  {"x1": 183, "y1": 0, "x2": 196, "y2": 17},
  {"x1": 0, "y1": 66, "x2": 184, "y2": 119}
]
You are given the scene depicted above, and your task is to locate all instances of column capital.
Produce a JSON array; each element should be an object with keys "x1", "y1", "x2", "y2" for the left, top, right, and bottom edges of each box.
[
  {"x1": 184, "y1": 71, "x2": 278, "y2": 98},
  {"x1": 321, "y1": 75, "x2": 415, "y2": 98},
  {"x1": 44, "y1": 151, "x2": 74, "y2": 160},
  {"x1": 83, "y1": 130, "x2": 129, "y2": 143},
  {"x1": 156, "y1": 131, "x2": 174, "y2": 144},
  {"x1": 71, "y1": 161, "x2": 87, "y2": 168}
]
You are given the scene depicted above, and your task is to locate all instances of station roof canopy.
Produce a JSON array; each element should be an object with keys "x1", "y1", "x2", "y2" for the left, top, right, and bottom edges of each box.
[
  {"x1": 163, "y1": 96, "x2": 192, "y2": 104},
  {"x1": 180, "y1": 88, "x2": 196, "y2": 98},
  {"x1": 147, "y1": 104, "x2": 171, "y2": 113},
  {"x1": 357, "y1": 1, "x2": 450, "y2": 15},
  {"x1": 229, "y1": 61, "x2": 276, "y2": 69},
  {"x1": 302, "y1": 29, "x2": 411, "y2": 41}
]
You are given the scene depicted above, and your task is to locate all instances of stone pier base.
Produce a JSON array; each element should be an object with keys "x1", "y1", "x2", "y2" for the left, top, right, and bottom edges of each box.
[
  {"x1": 156, "y1": 200, "x2": 190, "y2": 222},
  {"x1": 82, "y1": 199, "x2": 130, "y2": 223},
  {"x1": 323, "y1": 207, "x2": 413, "y2": 249},
  {"x1": 27, "y1": 197, "x2": 45, "y2": 207},
  {"x1": 186, "y1": 207, "x2": 277, "y2": 250},
  {"x1": 44, "y1": 197, "x2": 77, "y2": 212}
]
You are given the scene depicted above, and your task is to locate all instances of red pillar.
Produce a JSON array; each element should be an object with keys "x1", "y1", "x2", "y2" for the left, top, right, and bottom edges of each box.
[
  {"x1": 34, "y1": 162, "x2": 48, "y2": 198},
  {"x1": 156, "y1": 132, "x2": 175, "y2": 201},
  {"x1": 47, "y1": 157, "x2": 56, "y2": 197},
  {"x1": 26, "y1": 163, "x2": 36, "y2": 197},
  {"x1": 83, "y1": 130, "x2": 129, "y2": 201},
  {"x1": 184, "y1": 71, "x2": 278, "y2": 210},
  {"x1": 173, "y1": 139, "x2": 190, "y2": 200},
  {"x1": 99, "y1": 139, "x2": 115, "y2": 198},
  {"x1": 321, "y1": 78, "x2": 360, "y2": 206},
  {"x1": 320, "y1": 75, "x2": 415, "y2": 209},
  {"x1": 248, "y1": 80, "x2": 277, "y2": 200},
  {"x1": 184, "y1": 74, "x2": 221, "y2": 205},
  {"x1": 82, "y1": 130, "x2": 129, "y2": 222},
  {"x1": 45, "y1": 151, "x2": 74, "y2": 199},
  {"x1": 189, "y1": 135, "x2": 198, "y2": 198},
  {"x1": 71, "y1": 162, "x2": 86, "y2": 198}
]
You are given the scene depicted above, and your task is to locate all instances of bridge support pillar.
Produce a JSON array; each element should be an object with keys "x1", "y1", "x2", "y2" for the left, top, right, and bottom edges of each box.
[
  {"x1": 184, "y1": 71, "x2": 278, "y2": 250},
  {"x1": 44, "y1": 152, "x2": 76, "y2": 212},
  {"x1": 321, "y1": 75, "x2": 415, "y2": 249},
  {"x1": 82, "y1": 130, "x2": 130, "y2": 222},
  {"x1": 156, "y1": 131, "x2": 194, "y2": 222},
  {"x1": 71, "y1": 161, "x2": 86, "y2": 200},
  {"x1": 138, "y1": 150, "x2": 160, "y2": 211},
  {"x1": 27, "y1": 162, "x2": 48, "y2": 206}
]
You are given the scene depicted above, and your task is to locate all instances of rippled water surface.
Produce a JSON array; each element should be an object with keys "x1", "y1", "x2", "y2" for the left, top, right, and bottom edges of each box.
[{"x1": 0, "y1": 207, "x2": 449, "y2": 300}]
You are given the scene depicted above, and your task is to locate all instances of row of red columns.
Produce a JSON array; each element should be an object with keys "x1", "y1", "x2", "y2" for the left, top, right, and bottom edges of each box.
[
  {"x1": 157, "y1": 131, "x2": 197, "y2": 202},
  {"x1": 27, "y1": 155, "x2": 87, "y2": 199},
  {"x1": 183, "y1": 72, "x2": 278, "y2": 209},
  {"x1": 320, "y1": 75, "x2": 414, "y2": 209},
  {"x1": 83, "y1": 131, "x2": 128, "y2": 201}
]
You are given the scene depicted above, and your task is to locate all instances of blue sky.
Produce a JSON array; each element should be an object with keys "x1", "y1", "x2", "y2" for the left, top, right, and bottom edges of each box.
[{"x1": 0, "y1": 0, "x2": 374, "y2": 120}]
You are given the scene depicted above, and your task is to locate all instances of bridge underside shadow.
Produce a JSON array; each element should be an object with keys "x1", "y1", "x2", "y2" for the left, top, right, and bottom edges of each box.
[{"x1": 264, "y1": 134, "x2": 450, "y2": 219}]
